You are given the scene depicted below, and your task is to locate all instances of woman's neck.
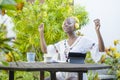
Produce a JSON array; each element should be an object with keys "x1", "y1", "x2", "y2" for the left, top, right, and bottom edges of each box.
[
  {"x1": 66, "y1": 32, "x2": 78, "y2": 46},
  {"x1": 67, "y1": 32, "x2": 77, "y2": 40}
]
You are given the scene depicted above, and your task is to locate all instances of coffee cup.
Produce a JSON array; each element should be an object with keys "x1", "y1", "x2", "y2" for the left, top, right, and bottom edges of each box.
[{"x1": 43, "y1": 54, "x2": 52, "y2": 63}]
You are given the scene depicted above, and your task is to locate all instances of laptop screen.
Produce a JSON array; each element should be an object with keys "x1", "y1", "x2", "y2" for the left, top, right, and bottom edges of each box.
[
  {"x1": 68, "y1": 52, "x2": 86, "y2": 64},
  {"x1": 68, "y1": 52, "x2": 86, "y2": 58}
]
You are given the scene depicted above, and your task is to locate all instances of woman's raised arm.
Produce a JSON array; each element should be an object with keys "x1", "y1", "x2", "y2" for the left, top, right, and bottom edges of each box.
[
  {"x1": 38, "y1": 23, "x2": 47, "y2": 53},
  {"x1": 94, "y1": 19, "x2": 105, "y2": 52}
]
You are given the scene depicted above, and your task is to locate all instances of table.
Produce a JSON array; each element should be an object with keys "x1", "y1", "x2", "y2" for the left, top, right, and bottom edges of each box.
[{"x1": 0, "y1": 62, "x2": 111, "y2": 80}]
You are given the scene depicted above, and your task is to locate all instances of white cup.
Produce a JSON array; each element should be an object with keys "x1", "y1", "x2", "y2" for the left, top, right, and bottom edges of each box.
[
  {"x1": 43, "y1": 54, "x2": 52, "y2": 63},
  {"x1": 27, "y1": 52, "x2": 35, "y2": 62}
]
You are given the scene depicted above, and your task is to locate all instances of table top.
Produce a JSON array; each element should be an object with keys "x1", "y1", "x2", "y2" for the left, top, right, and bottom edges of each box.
[{"x1": 0, "y1": 62, "x2": 111, "y2": 72}]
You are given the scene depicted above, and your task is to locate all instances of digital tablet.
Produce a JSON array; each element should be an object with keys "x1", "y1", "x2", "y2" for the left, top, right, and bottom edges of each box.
[{"x1": 68, "y1": 52, "x2": 86, "y2": 64}]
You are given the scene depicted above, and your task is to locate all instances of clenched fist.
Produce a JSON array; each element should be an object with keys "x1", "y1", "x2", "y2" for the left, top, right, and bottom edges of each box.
[
  {"x1": 94, "y1": 19, "x2": 101, "y2": 31},
  {"x1": 38, "y1": 23, "x2": 44, "y2": 32}
]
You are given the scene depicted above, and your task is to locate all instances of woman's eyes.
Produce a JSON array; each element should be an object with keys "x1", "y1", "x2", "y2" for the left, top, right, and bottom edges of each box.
[
  {"x1": 64, "y1": 22, "x2": 72, "y2": 25},
  {"x1": 68, "y1": 23, "x2": 72, "y2": 24},
  {"x1": 66, "y1": 22, "x2": 72, "y2": 25}
]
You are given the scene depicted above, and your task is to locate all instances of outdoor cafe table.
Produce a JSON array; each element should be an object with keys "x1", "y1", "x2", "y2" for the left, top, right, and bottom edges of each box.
[{"x1": 0, "y1": 62, "x2": 111, "y2": 80}]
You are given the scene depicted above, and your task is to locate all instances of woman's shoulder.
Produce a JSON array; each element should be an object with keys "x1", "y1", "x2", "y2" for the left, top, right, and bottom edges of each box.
[
  {"x1": 58, "y1": 39, "x2": 66, "y2": 43},
  {"x1": 55, "y1": 39, "x2": 66, "y2": 45},
  {"x1": 78, "y1": 35, "x2": 88, "y2": 40},
  {"x1": 79, "y1": 36, "x2": 95, "y2": 43},
  {"x1": 80, "y1": 35, "x2": 92, "y2": 40}
]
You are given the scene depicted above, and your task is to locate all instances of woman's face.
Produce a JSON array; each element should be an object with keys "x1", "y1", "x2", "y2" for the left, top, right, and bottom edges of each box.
[{"x1": 62, "y1": 17, "x2": 75, "y2": 33}]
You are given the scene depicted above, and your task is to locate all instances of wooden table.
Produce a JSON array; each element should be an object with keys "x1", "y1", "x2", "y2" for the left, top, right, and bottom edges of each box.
[{"x1": 0, "y1": 62, "x2": 111, "y2": 80}]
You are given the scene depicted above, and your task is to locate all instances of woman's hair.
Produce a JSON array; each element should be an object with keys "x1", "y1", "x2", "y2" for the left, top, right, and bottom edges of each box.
[{"x1": 62, "y1": 16, "x2": 80, "y2": 30}]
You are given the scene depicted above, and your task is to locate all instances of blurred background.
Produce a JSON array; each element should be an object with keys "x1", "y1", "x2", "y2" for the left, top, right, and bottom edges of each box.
[{"x1": 75, "y1": 0, "x2": 120, "y2": 47}]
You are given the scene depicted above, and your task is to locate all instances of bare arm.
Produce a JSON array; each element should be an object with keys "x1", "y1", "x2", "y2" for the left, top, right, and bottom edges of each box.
[
  {"x1": 38, "y1": 23, "x2": 47, "y2": 53},
  {"x1": 94, "y1": 19, "x2": 105, "y2": 52}
]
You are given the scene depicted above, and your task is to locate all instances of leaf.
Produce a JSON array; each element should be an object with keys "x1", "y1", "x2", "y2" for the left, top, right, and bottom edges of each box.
[
  {"x1": 15, "y1": 0, "x2": 23, "y2": 3},
  {"x1": 0, "y1": 0, "x2": 3, "y2": 4},
  {"x1": 1, "y1": 5, "x2": 16, "y2": 10},
  {"x1": 1, "y1": 61, "x2": 9, "y2": 66},
  {"x1": 93, "y1": 73, "x2": 100, "y2": 80},
  {"x1": 0, "y1": 0, "x2": 16, "y2": 5}
]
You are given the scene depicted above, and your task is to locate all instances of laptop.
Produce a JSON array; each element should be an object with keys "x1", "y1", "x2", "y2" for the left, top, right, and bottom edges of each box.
[{"x1": 68, "y1": 52, "x2": 86, "y2": 64}]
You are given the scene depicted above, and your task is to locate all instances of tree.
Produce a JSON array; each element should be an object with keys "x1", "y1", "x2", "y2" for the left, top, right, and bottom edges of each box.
[{"x1": 7, "y1": 0, "x2": 89, "y2": 61}]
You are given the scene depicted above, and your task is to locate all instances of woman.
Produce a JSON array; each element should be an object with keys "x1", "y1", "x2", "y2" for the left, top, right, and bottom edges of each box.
[{"x1": 38, "y1": 17, "x2": 105, "y2": 80}]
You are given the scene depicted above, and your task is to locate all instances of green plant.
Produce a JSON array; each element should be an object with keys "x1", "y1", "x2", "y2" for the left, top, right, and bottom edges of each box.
[
  {"x1": 0, "y1": 17, "x2": 20, "y2": 66},
  {"x1": 102, "y1": 40, "x2": 120, "y2": 80},
  {"x1": 0, "y1": 21, "x2": 14, "y2": 66},
  {"x1": 85, "y1": 51, "x2": 95, "y2": 64},
  {"x1": 0, "y1": 22, "x2": 12, "y2": 52},
  {"x1": 0, "y1": 0, "x2": 24, "y2": 10},
  {"x1": 85, "y1": 51, "x2": 100, "y2": 80},
  {"x1": 0, "y1": 0, "x2": 16, "y2": 10},
  {"x1": 7, "y1": 0, "x2": 89, "y2": 61},
  {"x1": 87, "y1": 71, "x2": 100, "y2": 80}
]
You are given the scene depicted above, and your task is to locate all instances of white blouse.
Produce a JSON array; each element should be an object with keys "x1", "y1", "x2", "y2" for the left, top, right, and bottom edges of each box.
[
  {"x1": 46, "y1": 36, "x2": 102, "y2": 80},
  {"x1": 47, "y1": 36, "x2": 101, "y2": 63}
]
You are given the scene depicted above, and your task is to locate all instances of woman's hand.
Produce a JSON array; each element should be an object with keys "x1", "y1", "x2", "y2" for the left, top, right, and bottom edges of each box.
[
  {"x1": 38, "y1": 23, "x2": 44, "y2": 32},
  {"x1": 94, "y1": 19, "x2": 105, "y2": 52},
  {"x1": 93, "y1": 19, "x2": 100, "y2": 31}
]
